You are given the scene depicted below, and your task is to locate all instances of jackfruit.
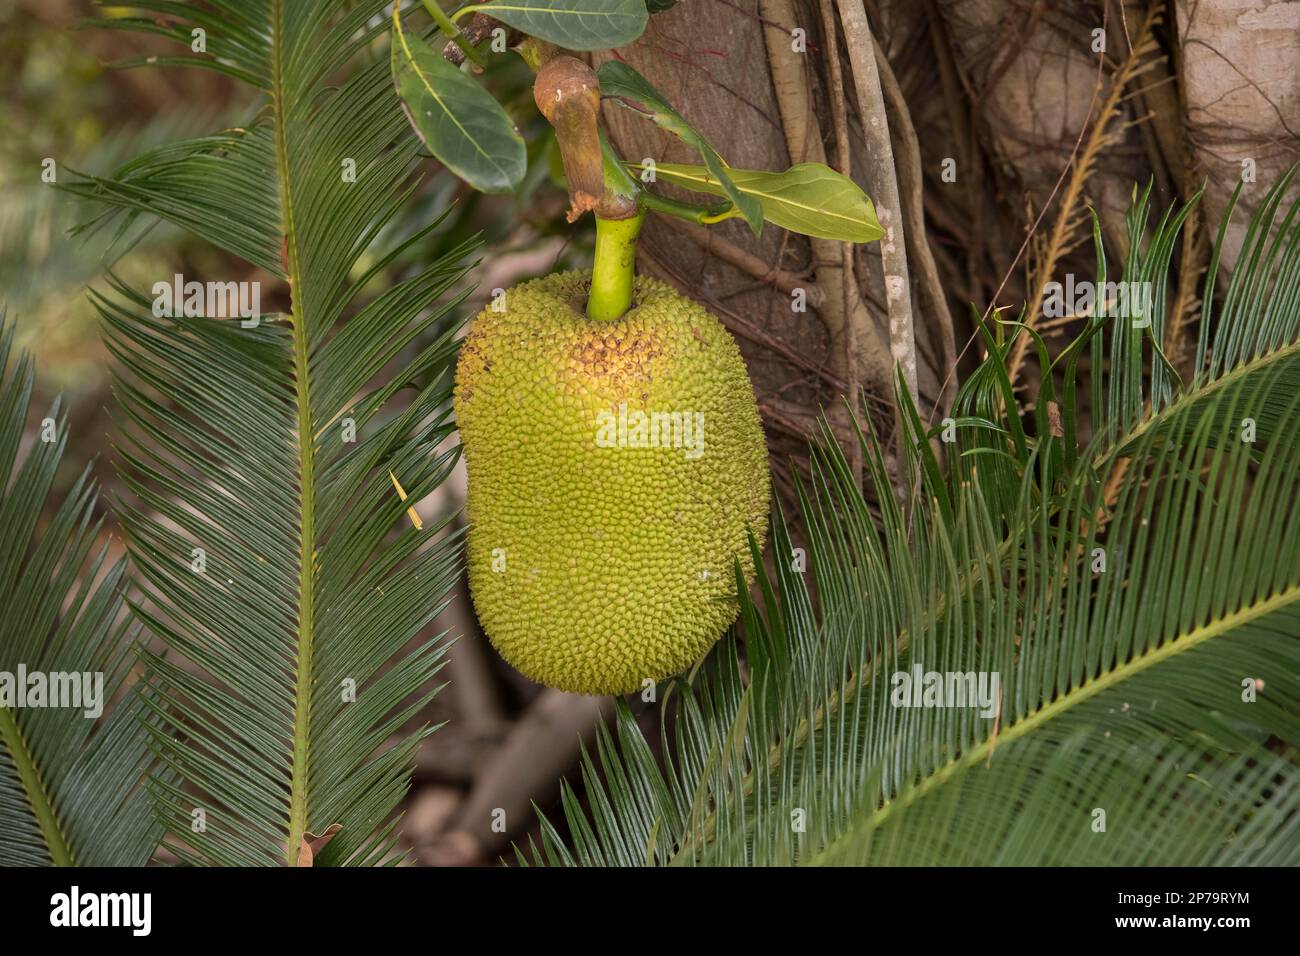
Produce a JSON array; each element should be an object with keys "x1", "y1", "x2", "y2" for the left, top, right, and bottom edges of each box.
[{"x1": 454, "y1": 270, "x2": 769, "y2": 695}]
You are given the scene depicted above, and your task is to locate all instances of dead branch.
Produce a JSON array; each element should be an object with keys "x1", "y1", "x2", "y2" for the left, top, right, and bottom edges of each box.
[{"x1": 1008, "y1": 3, "x2": 1165, "y2": 386}]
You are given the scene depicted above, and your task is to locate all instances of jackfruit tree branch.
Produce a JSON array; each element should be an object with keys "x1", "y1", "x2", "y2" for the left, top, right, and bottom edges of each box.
[{"x1": 532, "y1": 56, "x2": 733, "y2": 320}]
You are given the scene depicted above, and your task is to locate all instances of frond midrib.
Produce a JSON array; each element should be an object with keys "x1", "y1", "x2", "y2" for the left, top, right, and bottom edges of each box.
[
  {"x1": 1103, "y1": 339, "x2": 1300, "y2": 462},
  {"x1": 0, "y1": 705, "x2": 75, "y2": 866},
  {"x1": 804, "y1": 580, "x2": 1300, "y2": 866},
  {"x1": 270, "y1": 0, "x2": 316, "y2": 867}
]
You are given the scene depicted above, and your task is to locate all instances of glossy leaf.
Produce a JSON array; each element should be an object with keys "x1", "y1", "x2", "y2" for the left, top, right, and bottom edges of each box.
[
  {"x1": 598, "y1": 60, "x2": 763, "y2": 234},
  {"x1": 458, "y1": 0, "x2": 648, "y2": 50},
  {"x1": 630, "y1": 160, "x2": 885, "y2": 242},
  {"x1": 391, "y1": 9, "x2": 526, "y2": 193}
]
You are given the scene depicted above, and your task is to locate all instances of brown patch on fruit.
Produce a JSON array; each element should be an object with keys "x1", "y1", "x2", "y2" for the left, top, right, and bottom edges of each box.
[{"x1": 567, "y1": 328, "x2": 663, "y2": 393}]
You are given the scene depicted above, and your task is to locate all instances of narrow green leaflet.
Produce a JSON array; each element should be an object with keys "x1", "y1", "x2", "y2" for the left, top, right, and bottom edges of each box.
[
  {"x1": 629, "y1": 161, "x2": 885, "y2": 242},
  {"x1": 391, "y1": 10, "x2": 525, "y2": 193},
  {"x1": 0, "y1": 316, "x2": 160, "y2": 867},
  {"x1": 456, "y1": 0, "x2": 648, "y2": 50},
  {"x1": 597, "y1": 60, "x2": 764, "y2": 235}
]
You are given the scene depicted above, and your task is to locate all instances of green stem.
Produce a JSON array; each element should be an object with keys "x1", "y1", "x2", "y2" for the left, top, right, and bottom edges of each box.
[
  {"x1": 588, "y1": 210, "x2": 645, "y2": 321},
  {"x1": 600, "y1": 131, "x2": 640, "y2": 207},
  {"x1": 422, "y1": 0, "x2": 487, "y2": 68},
  {"x1": 640, "y1": 191, "x2": 730, "y2": 224},
  {"x1": 700, "y1": 206, "x2": 741, "y2": 223}
]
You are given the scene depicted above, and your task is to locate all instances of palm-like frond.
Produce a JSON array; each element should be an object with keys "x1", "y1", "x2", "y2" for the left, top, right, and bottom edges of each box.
[
  {"x1": 0, "y1": 316, "x2": 160, "y2": 867},
  {"x1": 67, "y1": 1, "x2": 478, "y2": 866},
  {"x1": 535, "y1": 172, "x2": 1300, "y2": 866}
]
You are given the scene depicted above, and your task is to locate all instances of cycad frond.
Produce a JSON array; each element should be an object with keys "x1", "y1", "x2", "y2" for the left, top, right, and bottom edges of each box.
[
  {"x1": 70, "y1": 1, "x2": 478, "y2": 866},
  {"x1": 0, "y1": 316, "x2": 160, "y2": 867},
  {"x1": 537, "y1": 174, "x2": 1300, "y2": 866}
]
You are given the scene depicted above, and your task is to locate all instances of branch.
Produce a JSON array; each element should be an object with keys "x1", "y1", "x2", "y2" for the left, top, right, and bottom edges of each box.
[
  {"x1": 422, "y1": 0, "x2": 487, "y2": 68},
  {"x1": 533, "y1": 56, "x2": 632, "y2": 221},
  {"x1": 870, "y1": 33, "x2": 957, "y2": 418},
  {"x1": 657, "y1": 216, "x2": 824, "y2": 307},
  {"x1": 436, "y1": 690, "x2": 613, "y2": 861},
  {"x1": 836, "y1": 0, "x2": 918, "y2": 415},
  {"x1": 759, "y1": 0, "x2": 887, "y2": 487}
]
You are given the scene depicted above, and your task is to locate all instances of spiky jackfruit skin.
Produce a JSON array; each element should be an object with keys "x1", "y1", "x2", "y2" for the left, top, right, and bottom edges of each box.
[{"x1": 454, "y1": 271, "x2": 769, "y2": 695}]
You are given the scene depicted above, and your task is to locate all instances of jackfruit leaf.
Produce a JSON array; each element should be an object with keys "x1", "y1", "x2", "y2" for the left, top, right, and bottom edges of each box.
[
  {"x1": 628, "y1": 160, "x2": 885, "y2": 242},
  {"x1": 597, "y1": 61, "x2": 764, "y2": 235},
  {"x1": 457, "y1": 0, "x2": 648, "y2": 50},
  {"x1": 0, "y1": 315, "x2": 162, "y2": 867},
  {"x1": 391, "y1": 9, "x2": 526, "y2": 194}
]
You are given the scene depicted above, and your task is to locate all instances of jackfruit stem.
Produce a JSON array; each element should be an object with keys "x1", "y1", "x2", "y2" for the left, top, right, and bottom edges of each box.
[{"x1": 588, "y1": 210, "x2": 645, "y2": 321}]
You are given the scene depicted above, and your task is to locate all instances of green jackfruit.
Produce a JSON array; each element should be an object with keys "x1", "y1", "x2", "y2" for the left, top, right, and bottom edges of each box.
[{"x1": 454, "y1": 270, "x2": 769, "y2": 695}]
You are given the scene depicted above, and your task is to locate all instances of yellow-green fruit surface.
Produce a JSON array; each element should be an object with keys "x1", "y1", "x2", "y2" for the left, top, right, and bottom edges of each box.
[{"x1": 454, "y1": 271, "x2": 770, "y2": 695}]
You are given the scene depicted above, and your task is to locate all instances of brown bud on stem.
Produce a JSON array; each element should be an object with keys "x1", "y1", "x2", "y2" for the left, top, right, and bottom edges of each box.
[
  {"x1": 533, "y1": 55, "x2": 636, "y2": 221},
  {"x1": 442, "y1": 14, "x2": 522, "y2": 67}
]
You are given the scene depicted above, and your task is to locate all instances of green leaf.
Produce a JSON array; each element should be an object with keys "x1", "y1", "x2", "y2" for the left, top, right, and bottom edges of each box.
[
  {"x1": 72, "y1": 0, "x2": 477, "y2": 867},
  {"x1": 0, "y1": 314, "x2": 161, "y2": 867},
  {"x1": 597, "y1": 60, "x2": 764, "y2": 235},
  {"x1": 629, "y1": 161, "x2": 885, "y2": 242},
  {"x1": 457, "y1": 0, "x2": 648, "y2": 50},
  {"x1": 391, "y1": 9, "x2": 525, "y2": 194}
]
